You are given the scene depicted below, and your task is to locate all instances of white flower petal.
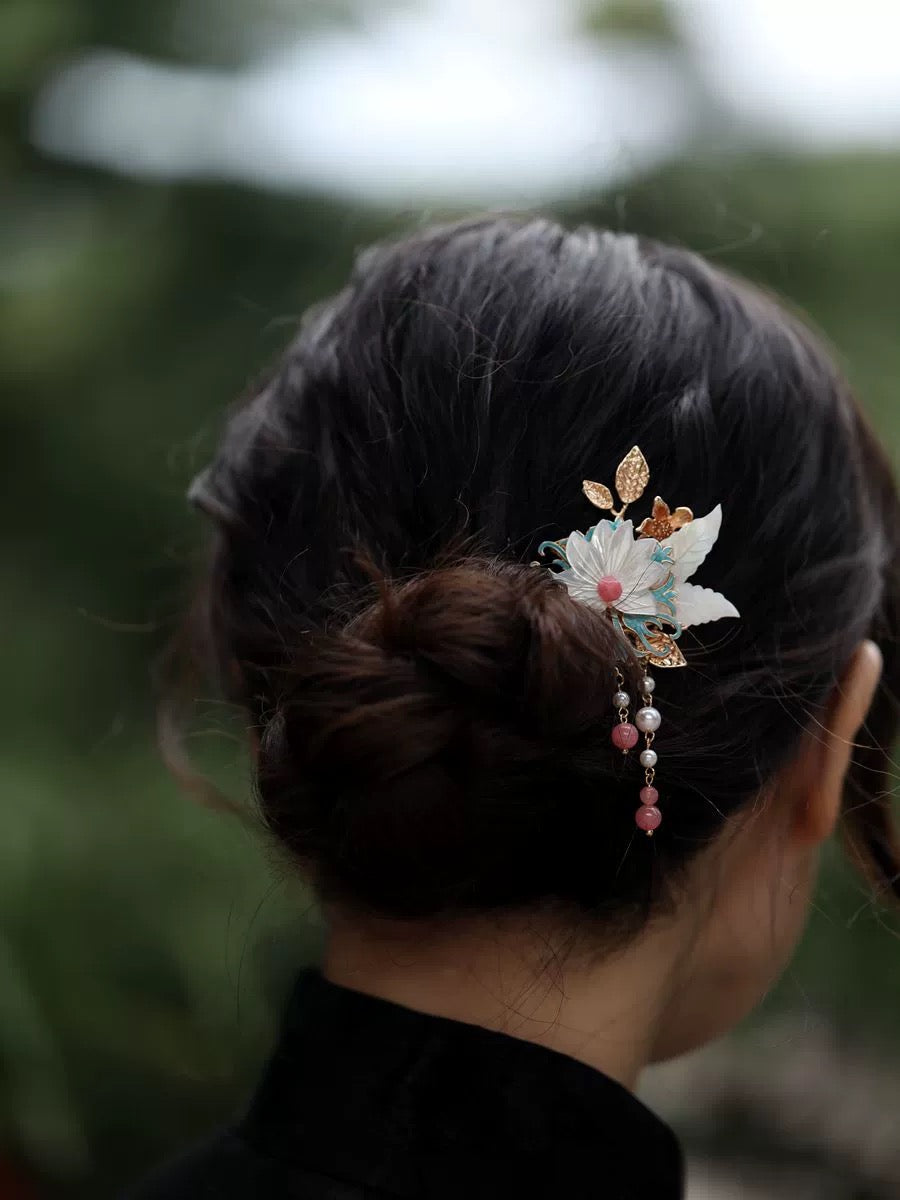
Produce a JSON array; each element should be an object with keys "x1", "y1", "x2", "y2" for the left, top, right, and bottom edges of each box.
[
  {"x1": 663, "y1": 505, "x2": 723, "y2": 584},
  {"x1": 677, "y1": 582, "x2": 740, "y2": 628},
  {"x1": 601, "y1": 519, "x2": 638, "y2": 578},
  {"x1": 615, "y1": 537, "x2": 669, "y2": 604},
  {"x1": 565, "y1": 529, "x2": 604, "y2": 584},
  {"x1": 590, "y1": 519, "x2": 617, "y2": 564},
  {"x1": 554, "y1": 570, "x2": 607, "y2": 612},
  {"x1": 616, "y1": 586, "x2": 663, "y2": 616},
  {"x1": 556, "y1": 519, "x2": 683, "y2": 622}
]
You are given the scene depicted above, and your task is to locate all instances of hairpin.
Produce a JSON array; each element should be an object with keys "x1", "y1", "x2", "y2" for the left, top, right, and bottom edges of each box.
[{"x1": 537, "y1": 447, "x2": 739, "y2": 836}]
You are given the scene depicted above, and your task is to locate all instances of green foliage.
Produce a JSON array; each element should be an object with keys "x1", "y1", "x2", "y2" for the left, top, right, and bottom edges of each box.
[{"x1": 582, "y1": 0, "x2": 683, "y2": 45}]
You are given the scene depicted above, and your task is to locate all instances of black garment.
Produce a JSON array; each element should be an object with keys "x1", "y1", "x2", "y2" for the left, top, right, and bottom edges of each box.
[{"x1": 127, "y1": 970, "x2": 683, "y2": 1199}]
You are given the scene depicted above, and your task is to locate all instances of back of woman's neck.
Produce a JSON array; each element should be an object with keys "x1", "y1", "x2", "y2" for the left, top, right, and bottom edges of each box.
[{"x1": 323, "y1": 906, "x2": 692, "y2": 1089}]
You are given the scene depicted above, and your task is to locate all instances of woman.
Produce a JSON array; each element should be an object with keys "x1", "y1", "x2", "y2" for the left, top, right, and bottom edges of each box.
[{"x1": 133, "y1": 217, "x2": 899, "y2": 1198}]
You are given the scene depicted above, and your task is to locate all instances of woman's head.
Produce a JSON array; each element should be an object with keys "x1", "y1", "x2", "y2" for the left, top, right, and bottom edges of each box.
[{"x1": 182, "y1": 216, "x2": 898, "y2": 1054}]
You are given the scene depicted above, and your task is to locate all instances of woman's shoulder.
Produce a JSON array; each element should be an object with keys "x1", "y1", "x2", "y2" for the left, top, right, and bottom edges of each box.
[
  {"x1": 121, "y1": 1126, "x2": 369, "y2": 1200},
  {"x1": 121, "y1": 1129, "x2": 273, "y2": 1200}
]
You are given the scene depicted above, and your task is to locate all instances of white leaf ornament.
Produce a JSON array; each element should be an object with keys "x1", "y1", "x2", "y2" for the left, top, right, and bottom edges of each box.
[
  {"x1": 663, "y1": 505, "x2": 722, "y2": 584},
  {"x1": 676, "y1": 583, "x2": 740, "y2": 629},
  {"x1": 660, "y1": 505, "x2": 739, "y2": 628}
]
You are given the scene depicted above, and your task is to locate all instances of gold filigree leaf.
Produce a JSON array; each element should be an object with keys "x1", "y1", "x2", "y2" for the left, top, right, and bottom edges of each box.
[
  {"x1": 645, "y1": 631, "x2": 687, "y2": 669},
  {"x1": 582, "y1": 480, "x2": 614, "y2": 510},
  {"x1": 615, "y1": 446, "x2": 650, "y2": 505},
  {"x1": 615, "y1": 619, "x2": 688, "y2": 669}
]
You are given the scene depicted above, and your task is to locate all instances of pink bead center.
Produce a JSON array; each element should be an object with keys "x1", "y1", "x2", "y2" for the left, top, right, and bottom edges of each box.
[
  {"x1": 635, "y1": 805, "x2": 662, "y2": 832},
  {"x1": 597, "y1": 575, "x2": 623, "y2": 604},
  {"x1": 611, "y1": 722, "x2": 639, "y2": 751},
  {"x1": 639, "y1": 785, "x2": 659, "y2": 806}
]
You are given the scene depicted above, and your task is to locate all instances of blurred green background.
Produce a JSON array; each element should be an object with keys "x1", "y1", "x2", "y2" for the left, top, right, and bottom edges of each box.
[{"x1": 3, "y1": 1, "x2": 899, "y2": 1197}]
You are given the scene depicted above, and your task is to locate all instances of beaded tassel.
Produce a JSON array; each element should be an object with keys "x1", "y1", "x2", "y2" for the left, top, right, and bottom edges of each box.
[
  {"x1": 610, "y1": 669, "x2": 663, "y2": 835},
  {"x1": 634, "y1": 674, "x2": 662, "y2": 835},
  {"x1": 611, "y1": 670, "x2": 663, "y2": 835},
  {"x1": 610, "y1": 667, "x2": 638, "y2": 752}
]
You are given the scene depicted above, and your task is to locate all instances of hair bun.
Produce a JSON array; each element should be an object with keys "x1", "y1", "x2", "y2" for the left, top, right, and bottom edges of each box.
[{"x1": 256, "y1": 562, "x2": 639, "y2": 917}]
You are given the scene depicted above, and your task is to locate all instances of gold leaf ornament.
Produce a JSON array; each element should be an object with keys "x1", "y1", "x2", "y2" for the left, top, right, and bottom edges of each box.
[
  {"x1": 617, "y1": 615, "x2": 688, "y2": 669},
  {"x1": 614, "y1": 446, "x2": 650, "y2": 505},
  {"x1": 582, "y1": 480, "x2": 614, "y2": 510},
  {"x1": 645, "y1": 633, "x2": 687, "y2": 669}
]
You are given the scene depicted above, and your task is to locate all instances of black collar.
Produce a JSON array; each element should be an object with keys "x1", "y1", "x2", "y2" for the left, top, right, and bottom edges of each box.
[{"x1": 241, "y1": 970, "x2": 683, "y2": 1199}]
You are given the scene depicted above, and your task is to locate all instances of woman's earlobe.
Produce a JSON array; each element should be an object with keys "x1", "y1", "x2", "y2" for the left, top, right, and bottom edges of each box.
[{"x1": 793, "y1": 640, "x2": 882, "y2": 847}]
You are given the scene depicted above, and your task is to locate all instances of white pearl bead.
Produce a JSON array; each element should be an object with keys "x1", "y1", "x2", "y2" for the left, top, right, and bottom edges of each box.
[
  {"x1": 613, "y1": 690, "x2": 630, "y2": 708},
  {"x1": 635, "y1": 706, "x2": 661, "y2": 733},
  {"x1": 639, "y1": 748, "x2": 658, "y2": 768},
  {"x1": 641, "y1": 675, "x2": 656, "y2": 694}
]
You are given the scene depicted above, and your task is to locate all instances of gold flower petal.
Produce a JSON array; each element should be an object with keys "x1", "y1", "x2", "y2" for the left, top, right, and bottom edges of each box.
[
  {"x1": 669, "y1": 505, "x2": 694, "y2": 531},
  {"x1": 638, "y1": 497, "x2": 695, "y2": 541}
]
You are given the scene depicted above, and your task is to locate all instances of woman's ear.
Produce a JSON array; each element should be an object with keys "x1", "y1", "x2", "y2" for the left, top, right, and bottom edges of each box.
[{"x1": 791, "y1": 640, "x2": 882, "y2": 847}]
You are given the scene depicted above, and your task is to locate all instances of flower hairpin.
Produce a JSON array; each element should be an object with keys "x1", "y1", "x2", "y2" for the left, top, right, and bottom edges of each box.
[{"x1": 537, "y1": 447, "x2": 739, "y2": 836}]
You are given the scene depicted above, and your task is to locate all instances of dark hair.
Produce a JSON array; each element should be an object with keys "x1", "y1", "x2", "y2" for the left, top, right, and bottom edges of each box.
[{"x1": 179, "y1": 216, "x2": 900, "y2": 922}]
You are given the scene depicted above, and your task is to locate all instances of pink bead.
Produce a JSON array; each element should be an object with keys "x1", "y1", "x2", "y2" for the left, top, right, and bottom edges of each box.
[
  {"x1": 596, "y1": 575, "x2": 623, "y2": 603},
  {"x1": 635, "y1": 805, "x2": 662, "y2": 832},
  {"x1": 611, "y1": 722, "x2": 638, "y2": 750},
  {"x1": 639, "y1": 785, "x2": 659, "y2": 806}
]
